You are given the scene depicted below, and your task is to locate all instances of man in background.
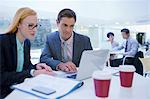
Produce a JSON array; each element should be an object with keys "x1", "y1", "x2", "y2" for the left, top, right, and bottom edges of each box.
[
  {"x1": 113, "y1": 28, "x2": 139, "y2": 57},
  {"x1": 110, "y1": 28, "x2": 143, "y2": 75}
]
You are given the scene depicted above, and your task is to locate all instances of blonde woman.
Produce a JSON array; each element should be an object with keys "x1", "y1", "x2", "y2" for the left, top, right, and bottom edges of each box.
[{"x1": 0, "y1": 7, "x2": 53, "y2": 98}]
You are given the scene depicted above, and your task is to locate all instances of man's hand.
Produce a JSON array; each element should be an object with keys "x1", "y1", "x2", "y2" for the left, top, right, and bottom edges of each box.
[
  {"x1": 57, "y1": 62, "x2": 77, "y2": 73},
  {"x1": 36, "y1": 63, "x2": 52, "y2": 72},
  {"x1": 65, "y1": 62, "x2": 77, "y2": 72}
]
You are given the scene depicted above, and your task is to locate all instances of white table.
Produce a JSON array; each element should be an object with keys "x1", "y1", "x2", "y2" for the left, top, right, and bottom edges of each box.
[
  {"x1": 6, "y1": 68, "x2": 150, "y2": 99},
  {"x1": 109, "y1": 50, "x2": 125, "y2": 59}
]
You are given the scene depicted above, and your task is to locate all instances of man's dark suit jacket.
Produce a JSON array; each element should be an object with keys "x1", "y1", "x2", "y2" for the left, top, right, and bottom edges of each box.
[
  {"x1": 0, "y1": 33, "x2": 34, "y2": 98},
  {"x1": 40, "y1": 31, "x2": 93, "y2": 70}
]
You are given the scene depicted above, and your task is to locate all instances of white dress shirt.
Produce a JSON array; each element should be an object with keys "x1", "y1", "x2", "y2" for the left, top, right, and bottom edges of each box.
[
  {"x1": 59, "y1": 33, "x2": 74, "y2": 62},
  {"x1": 113, "y1": 37, "x2": 139, "y2": 57}
]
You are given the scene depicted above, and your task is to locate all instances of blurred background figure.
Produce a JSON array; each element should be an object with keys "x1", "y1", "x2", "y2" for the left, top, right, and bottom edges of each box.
[
  {"x1": 107, "y1": 32, "x2": 119, "y2": 49},
  {"x1": 107, "y1": 32, "x2": 119, "y2": 60},
  {"x1": 113, "y1": 28, "x2": 139, "y2": 57},
  {"x1": 145, "y1": 39, "x2": 150, "y2": 56}
]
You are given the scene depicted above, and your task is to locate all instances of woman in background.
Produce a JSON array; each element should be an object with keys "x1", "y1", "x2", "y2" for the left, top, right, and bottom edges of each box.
[
  {"x1": 107, "y1": 32, "x2": 119, "y2": 60},
  {"x1": 0, "y1": 7, "x2": 53, "y2": 98},
  {"x1": 107, "y1": 32, "x2": 119, "y2": 48}
]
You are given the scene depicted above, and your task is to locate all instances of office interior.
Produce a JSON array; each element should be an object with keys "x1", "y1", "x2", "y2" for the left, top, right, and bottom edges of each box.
[{"x1": 0, "y1": 1, "x2": 150, "y2": 71}]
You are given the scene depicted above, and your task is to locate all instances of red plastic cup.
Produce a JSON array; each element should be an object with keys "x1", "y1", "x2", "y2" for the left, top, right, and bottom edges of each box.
[
  {"x1": 119, "y1": 65, "x2": 136, "y2": 87},
  {"x1": 92, "y1": 70, "x2": 111, "y2": 97}
]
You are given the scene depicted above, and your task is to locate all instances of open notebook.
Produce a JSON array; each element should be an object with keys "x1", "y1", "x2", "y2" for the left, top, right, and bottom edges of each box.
[{"x1": 12, "y1": 74, "x2": 83, "y2": 99}]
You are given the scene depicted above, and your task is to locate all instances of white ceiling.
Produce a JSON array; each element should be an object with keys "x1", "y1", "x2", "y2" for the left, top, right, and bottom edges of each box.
[{"x1": 0, "y1": 0, "x2": 149, "y2": 26}]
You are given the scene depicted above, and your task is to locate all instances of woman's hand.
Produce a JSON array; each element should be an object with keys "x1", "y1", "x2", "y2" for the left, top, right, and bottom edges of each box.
[
  {"x1": 33, "y1": 63, "x2": 57, "y2": 76},
  {"x1": 36, "y1": 63, "x2": 52, "y2": 72},
  {"x1": 33, "y1": 69, "x2": 53, "y2": 76}
]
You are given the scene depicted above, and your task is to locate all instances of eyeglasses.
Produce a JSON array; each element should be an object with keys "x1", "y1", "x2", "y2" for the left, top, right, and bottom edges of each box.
[
  {"x1": 23, "y1": 23, "x2": 39, "y2": 30},
  {"x1": 27, "y1": 23, "x2": 39, "y2": 30}
]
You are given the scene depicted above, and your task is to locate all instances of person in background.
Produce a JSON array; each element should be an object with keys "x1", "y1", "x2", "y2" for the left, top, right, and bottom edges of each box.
[
  {"x1": 110, "y1": 28, "x2": 143, "y2": 75},
  {"x1": 107, "y1": 32, "x2": 119, "y2": 60},
  {"x1": 113, "y1": 28, "x2": 139, "y2": 57},
  {"x1": 107, "y1": 32, "x2": 119, "y2": 48},
  {"x1": 145, "y1": 49, "x2": 150, "y2": 56},
  {"x1": 40, "y1": 8, "x2": 93, "y2": 73},
  {"x1": 145, "y1": 39, "x2": 150, "y2": 56},
  {"x1": 0, "y1": 7, "x2": 53, "y2": 98}
]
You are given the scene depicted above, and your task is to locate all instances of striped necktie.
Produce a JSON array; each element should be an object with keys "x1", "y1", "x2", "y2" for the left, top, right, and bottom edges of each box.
[{"x1": 62, "y1": 41, "x2": 69, "y2": 62}]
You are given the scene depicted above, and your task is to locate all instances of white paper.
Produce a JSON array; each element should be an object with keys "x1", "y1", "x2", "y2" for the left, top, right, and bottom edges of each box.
[{"x1": 12, "y1": 74, "x2": 82, "y2": 99}]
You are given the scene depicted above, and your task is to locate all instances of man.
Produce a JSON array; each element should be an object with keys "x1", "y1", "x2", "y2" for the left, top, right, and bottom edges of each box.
[
  {"x1": 107, "y1": 32, "x2": 119, "y2": 48},
  {"x1": 110, "y1": 28, "x2": 143, "y2": 75},
  {"x1": 113, "y1": 28, "x2": 139, "y2": 57},
  {"x1": 40, "y1": 8, "x2": 93, "y2": 73}
]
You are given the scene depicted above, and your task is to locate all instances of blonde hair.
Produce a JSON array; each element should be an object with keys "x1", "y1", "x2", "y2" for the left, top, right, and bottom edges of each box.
[{"x1": 7, "y1": 7, "x2": 37, "y2": 34}]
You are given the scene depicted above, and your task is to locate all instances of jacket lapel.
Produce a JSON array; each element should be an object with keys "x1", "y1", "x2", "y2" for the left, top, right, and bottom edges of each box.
[
  {"x1": 54, "y1": 31, "x2": 62, "y2": 61},
  {"x1": 10, "y1": 34, "x2": 17, "y2": 70},
  {"x1": 23, "y1": 39, "x2": 29, "y2": 70},
  {"x1": 72, "y1": 32, "x2": 80, "y2": 63}
]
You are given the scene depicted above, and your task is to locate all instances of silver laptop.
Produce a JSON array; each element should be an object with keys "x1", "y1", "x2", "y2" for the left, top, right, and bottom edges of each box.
[{"x1": 66, "y1": 49, "x2": 110, "y2": 81}]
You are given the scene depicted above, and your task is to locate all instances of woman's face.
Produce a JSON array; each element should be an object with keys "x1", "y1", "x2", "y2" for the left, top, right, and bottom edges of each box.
[
  {"x1": 109, "y1": 35, "x2": 114, "y2": 42},
  {"x1": 18, "y1": 15, "x2": 38, "y2": 40}
]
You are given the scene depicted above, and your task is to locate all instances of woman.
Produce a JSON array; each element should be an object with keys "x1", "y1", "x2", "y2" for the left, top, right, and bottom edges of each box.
[
  {"x1": 0, "y1": 7, "x2": 53, "y2": 98},
  {"x1": 107, "y1": 32, "x2": 119, "y2": 60},
  {"x1": 107, "y1": 32, "x2": 119, "y2": 48}
]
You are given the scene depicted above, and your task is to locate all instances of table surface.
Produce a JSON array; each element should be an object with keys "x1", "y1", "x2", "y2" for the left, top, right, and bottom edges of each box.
[
  {"x1": 110, "y1": 50, "x2": 150, "y2": 58},
  {"x1": 6, "y1": 68, "x2": 150, "y2": 99}
]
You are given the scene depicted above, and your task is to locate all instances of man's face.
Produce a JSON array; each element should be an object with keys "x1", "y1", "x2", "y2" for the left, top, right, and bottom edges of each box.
[
  {"x1": 121, "y1": 32, "x2": 129, "y2": 39},
  {"x1": 57, "y1": 17, "x2": 75, "y2": 40}
]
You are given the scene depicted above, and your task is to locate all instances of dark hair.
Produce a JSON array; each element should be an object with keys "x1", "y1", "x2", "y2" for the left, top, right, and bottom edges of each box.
[
  {"x1": 121, "y1": 28, "x2": 130, "y2": 34},
  {"x1": 107, "y1": 32, "x2": 114, "y2": 38},
  {"x1": 57, "y1": 8, "x2": 76, "y2": 23}
]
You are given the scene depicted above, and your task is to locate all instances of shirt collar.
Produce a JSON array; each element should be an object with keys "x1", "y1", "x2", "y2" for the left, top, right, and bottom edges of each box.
[
  {"x1": 16, "y1": 37, "x2": 24, "y2": 50},
  {"x1": 59, "y1": 32, "x2": 74, "y2": 45},
  {"x1": 126, "y1": 36, "x2": 132, "y2": 42}
]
